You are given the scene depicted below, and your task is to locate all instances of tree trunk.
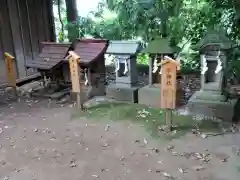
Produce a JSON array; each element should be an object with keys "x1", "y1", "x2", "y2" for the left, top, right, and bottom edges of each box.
[
  {"x1": 65, "y1": 0, "x2": 78, "y2": 42},
  {"x1": 57, "y1": 0, "x2": 64, "y2": 42}
]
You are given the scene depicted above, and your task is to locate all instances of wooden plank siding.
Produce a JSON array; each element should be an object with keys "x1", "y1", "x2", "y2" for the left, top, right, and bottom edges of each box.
[{"x1": 0, "y1": 0, "x2": 55, "y2": 84}]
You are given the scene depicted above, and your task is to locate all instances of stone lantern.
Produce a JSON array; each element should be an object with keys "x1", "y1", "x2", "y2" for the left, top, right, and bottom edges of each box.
[{"x1": 188, "y1": 30, "x2": 236, "y2": 120}]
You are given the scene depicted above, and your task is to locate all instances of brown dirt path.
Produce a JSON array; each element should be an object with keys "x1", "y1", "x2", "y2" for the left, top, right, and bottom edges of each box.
[{"x1": 0, "y1": 98, "x2": 239, "y2": 180}]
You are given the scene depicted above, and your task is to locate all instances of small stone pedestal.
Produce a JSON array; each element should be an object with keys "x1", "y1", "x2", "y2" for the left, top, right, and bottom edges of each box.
[
  {"x1": 105, "y1": 40, "x2": 143, "y2": 103},
  {"x1": 106, "y1": 84, "x2": 140, "y2": 103},
  {"x1": 138, "y1": 83, "x2": 161, "y2": 107}
]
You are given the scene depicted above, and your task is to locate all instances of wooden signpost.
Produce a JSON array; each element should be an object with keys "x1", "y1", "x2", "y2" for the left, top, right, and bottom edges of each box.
[
  {"x1": 4, "y1": 52, "x2": 17, "y2": 98},
  {"x1": 160, "y1": 56, "x2": 180, "y2": 131},
  {"x1": 66, "y1": 51, "x2": 84, "y2": 110}
]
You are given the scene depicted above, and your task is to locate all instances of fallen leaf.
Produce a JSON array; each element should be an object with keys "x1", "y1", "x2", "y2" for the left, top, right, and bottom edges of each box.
[
  {"x1": 155, "y1": 169, "x2": 162, "y2": 173},
  {"x1": 193, "y1": 165, "x2": 204, "y2": 171},
  {"x1": 172, "y1": 151, "x2": 179, "y2": 156},
  {"x1": 134, "y1": 140, "x2": 140, "y2": 143},
  {"x1": 69, "y1": 159, "x2": 77, "y2": 167},
  {"x1": 105, "y1": 124, "x2": 110, "y2": 131},
  {"x1": 165, "y1": 145, "x2": 174, "y2": 152},
  {"x1": 15, "y1": 168, "x2": 21, "y2": 172},
  {"x1": 162, "y1": 172, "x2": 173, "y2": 178},
  {"x1": 102, "y1": 142, "x2": 109, "y2": 147},
  {"x1": 120, "y1": 156, "x2": 125, "y2": 161},
  {"x1": 200, "y1": 134, "x2": 208, "y2": 139},
  {"x1": 178, "y1": 168, "x2": 186, "y2": 173},
  {"x1": 144, "y1": 138, "x2": 148, "y2": 145}
]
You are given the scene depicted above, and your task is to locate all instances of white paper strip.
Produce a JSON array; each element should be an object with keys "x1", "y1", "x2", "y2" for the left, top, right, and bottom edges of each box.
[
  {"x1": 84, "y1": 69, "x2": 88, "y2": 86},
  {"x1": 123, "y1": 59, "x2": 128, "y2": 74},
  {"x1": 201, "y1": 55, "x2": 208, "y2": 75}
]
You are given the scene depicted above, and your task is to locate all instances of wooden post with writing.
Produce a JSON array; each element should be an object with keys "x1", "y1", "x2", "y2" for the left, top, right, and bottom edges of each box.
[
  {"x1": 160, "y1": 56, "x2": 180, "y2": 131},
  {"x1": 66, "y1": 51, "x2": 84, "y2": 110},
  {"x1": 4, "y1": 52, "x2": 17, "y2": 98}
]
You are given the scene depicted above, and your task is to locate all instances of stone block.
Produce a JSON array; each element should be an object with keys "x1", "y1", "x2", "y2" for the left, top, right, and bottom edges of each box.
[
  {"x1": 138, "y1": 85, "x2": 161, "y2": 108},
  {"x1": 138, "y1": 84, "x2": 184, "y2": 108},
  {"x1": 106, "y1": 84, "x2": 140, "y2": 103},
  {"x1": 188, "y1": 90, "x2": 236, "y2": 121},
  {"x1": 188, "y1": 90, "x2": 226, "y2": 103}
]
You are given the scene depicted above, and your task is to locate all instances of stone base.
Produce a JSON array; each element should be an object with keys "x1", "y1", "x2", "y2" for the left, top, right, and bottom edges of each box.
[
  {"x1": 138, "y1": 84, "x2": 161, "y2": 108},
  {"x1": 70, "y1": 84, "x2": 105, "y2": 102},
  {"x1": 138, "y1": 84, "x2": 185, "y2": 108},
  {"x1": 106, "y1": 84, "x2": 141, "y2": 103},
  {"x1": 31, "y1": 86, "x2": 70, "y2": 100},
  {"x1": 187, "y1": 90, "x2": 236, "y2": 121},
  {"x1": 70, "y1": 91, "x2": 88, "y2": 102},
  {"x1": 188, "y1": 90, "x2": 226, "y2": 103}
]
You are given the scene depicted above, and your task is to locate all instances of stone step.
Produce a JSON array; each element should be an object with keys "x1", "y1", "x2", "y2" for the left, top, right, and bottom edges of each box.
[{"x1": 193, "y1": 90, "x2": 225, "y2": 102}]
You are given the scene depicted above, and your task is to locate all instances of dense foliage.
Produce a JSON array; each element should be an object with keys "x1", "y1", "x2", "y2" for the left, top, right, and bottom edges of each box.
[{"x1": 53, "y1": 0, "x2": 240, "y2": 79}]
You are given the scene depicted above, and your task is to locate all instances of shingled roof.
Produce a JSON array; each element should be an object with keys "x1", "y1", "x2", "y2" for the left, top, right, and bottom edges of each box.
[
  {"x1": 25, "y1": 42, "x2": 71, "y2": 70},
  {"x1": 70, "y1": 39, "x2": 108, "y2": 65}
]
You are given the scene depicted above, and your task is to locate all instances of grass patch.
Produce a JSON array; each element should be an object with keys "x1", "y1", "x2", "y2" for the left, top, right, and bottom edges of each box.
[{"x1": 72, "y1": 101, "x2": 229, "y2": 140}]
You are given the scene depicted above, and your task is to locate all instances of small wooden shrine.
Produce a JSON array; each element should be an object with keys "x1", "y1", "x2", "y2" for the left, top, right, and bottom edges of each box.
[
  {"x1": 63, "y1": 39, "x2": 108, "y2": 100},
  {"x1": 25, "y1": 42, "x2": 72, "y2": 99},
  {"x1": 105, "y1": 40, "x2": 143, "y2": 102},
  {"x1": 25, "y1": 39, "x2": 108, "y2": 100},
  {"x1": 138, "y1": 38, "x2": 180, "y2": 107}
]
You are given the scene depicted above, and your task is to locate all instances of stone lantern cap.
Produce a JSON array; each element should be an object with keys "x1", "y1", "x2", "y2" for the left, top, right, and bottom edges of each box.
[
  {"x1": 141, "y1": 38, "x2": 180, "y2": 54},
  {"x1": 192, "y1": 30, "x2": 234, "y2": 51}
]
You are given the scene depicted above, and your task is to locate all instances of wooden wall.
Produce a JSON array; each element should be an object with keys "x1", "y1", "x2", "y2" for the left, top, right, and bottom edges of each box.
[{"x1": 0, "y1": 0, "x2": 55, "y2": 84}]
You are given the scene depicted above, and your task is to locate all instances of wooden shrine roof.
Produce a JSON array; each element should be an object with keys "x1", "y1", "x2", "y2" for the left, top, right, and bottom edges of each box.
[
  {"x1": 25, "y1": 42, "x2": 71, "y2": 70},
  {"x1": 69, "y1": 39, "x2": 108, "y2": 65}
]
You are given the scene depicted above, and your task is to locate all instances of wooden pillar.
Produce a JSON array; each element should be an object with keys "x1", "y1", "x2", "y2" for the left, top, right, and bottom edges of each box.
[{"x1": 4, "y1": 52, "x2": 18, "y2": 98}]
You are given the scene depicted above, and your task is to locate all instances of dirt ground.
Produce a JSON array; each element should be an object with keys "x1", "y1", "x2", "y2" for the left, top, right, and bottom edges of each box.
[{"x1": 0, "y1": 98, "x2": 240, "y2": 180}]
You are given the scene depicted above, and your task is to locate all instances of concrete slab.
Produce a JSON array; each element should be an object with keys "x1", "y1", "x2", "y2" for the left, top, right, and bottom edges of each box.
[{"x1": 106, "y1": 84, "x2": 141, "y2": 103}]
